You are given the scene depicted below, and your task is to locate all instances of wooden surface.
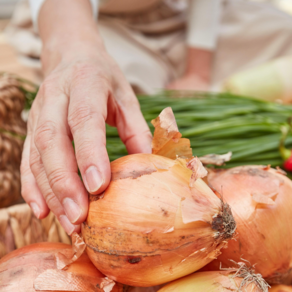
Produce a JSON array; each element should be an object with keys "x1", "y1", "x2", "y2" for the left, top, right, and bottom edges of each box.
[{"x1": 0, "y1": 19, "x2": 40, "y2": 83}]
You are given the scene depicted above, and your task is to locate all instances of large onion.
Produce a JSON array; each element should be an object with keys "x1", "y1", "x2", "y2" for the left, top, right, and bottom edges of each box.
[
  {"x1": 158, "y1": 261, "x2": 269, "y2": 292},
  {"x1": 270, "y1": 285, "x2": 292, "y2": 292},
  {"x1": 82, "y1": 108, "x2": 236, "y2": 286},
  {"x1": 0, "y1": 236, "x2": 123, "y2": 292},
  {"x1": 203, "y1": 165, "x2": 292, "y2": 284}
]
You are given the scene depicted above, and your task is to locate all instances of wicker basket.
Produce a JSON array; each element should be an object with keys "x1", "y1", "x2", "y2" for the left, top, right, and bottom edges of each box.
[
  {"x1": 0, "y1": 203, "x2": 70, "y2": 258},
  {"x1": 0, "y1": 74, "x2": 27, "y2": 207}
]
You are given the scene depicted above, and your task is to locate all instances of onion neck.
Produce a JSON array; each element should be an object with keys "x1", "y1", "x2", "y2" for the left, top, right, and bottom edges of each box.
[{"x1": 211, "y1": 201, "x2": 236, "y2": 241}]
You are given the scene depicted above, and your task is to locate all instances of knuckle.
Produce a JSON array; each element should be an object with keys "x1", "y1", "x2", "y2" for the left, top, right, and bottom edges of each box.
[
  {"x1": 118, "y1": 91, "x2": 140, "y2": 109},
  {"x1": 38, "y1": 80, "x2": 54, "y2": 98},
  {"x1": 68, "y1": 104, "x2": 105, "y2": 134},
  {"x1": 68, "y1": 105, "x2": 92, "y2": 134},
  {"x1": 34, "y1": 120, "x2": 57, "y2": 152},
  {"x1": 72, "y1": 63, "x2": 112, "y2": 90},
  {"x1": 73, "y1": 63, "x2": 94, "y2": 80},
  {"x1": 75, "y1": 140, "x2": 97, "y2": 163},
  {"x1": 43, "y1": 191, "x2": 57, "y2": 209},
  {"x1": 29, "y1": 149, "x2": 41, "y2": 174},
  {"x1": 47, "y1": 168, "x2": 68, "y2": 195}
]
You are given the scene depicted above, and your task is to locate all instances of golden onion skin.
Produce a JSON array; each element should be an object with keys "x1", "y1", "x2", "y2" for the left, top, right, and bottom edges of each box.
[
  {"x1": 157, "y1": 271, "x2": 262, "y2": 292},
  {"x1": 0, "y1": 242, "x2": 123, "y2": 292},
  {"x1": 82, "y1": 154, "x2": 235, "y2": 287},
  {"x1": 203, "y1": 166, "x2": 292, "y2": 284},
  {"x1": 270, "y1": 285, "x2": 292, "y2": 292}
]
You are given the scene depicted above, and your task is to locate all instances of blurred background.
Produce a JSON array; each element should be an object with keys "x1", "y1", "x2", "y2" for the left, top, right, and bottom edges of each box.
[{"x1": 1, "y1": 0, "x2": 292, "y2": 84}]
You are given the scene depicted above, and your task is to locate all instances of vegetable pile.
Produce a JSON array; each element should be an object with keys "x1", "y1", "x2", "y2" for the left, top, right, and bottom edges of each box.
[
  {"x1": 1, "y1": 106, "x2": 292, "y2": 292},
  {"x1": 2, "y1": 74, "x2": 292, "y2": 291}
]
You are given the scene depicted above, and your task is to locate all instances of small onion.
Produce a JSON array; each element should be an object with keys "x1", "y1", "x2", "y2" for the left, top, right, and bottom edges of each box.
[
  {"x1": 82, "y1": 108, "x2": 236, "y2": 287},
  {"x1": 158, "y1": 261, "x2": 269, "y2": 292},
  {"x1": 270, "y1": 285, "x2": 292, "y2": 292},
  {"x1": 0, "y1": 240, "x2": 123, "y2": 292},
  {"x1": 203, "y1": 165, "x2": 292, "y2": 284}
]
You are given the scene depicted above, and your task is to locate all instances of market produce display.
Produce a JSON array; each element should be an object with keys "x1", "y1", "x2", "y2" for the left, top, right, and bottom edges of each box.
[{"x1": 1, "y1": 74, "x2": 292, "y2": 291}]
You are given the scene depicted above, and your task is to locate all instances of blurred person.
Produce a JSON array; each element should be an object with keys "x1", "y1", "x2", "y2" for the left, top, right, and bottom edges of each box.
[{"x1": 8, "y1": 0, "x2": 292, "y2": 234}]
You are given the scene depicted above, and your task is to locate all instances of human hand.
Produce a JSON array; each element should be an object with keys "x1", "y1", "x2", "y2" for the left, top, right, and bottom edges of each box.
[
  {"x1": 20, "y1": 42, "x2": 152, "y2": 235},
  {"x1": 166, "y1": 74, "x2": 209, "y2": 91}
]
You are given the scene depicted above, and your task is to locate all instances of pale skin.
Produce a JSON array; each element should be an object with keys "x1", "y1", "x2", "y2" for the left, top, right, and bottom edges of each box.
[{"x1": 21, "y1": 0, "x2": 212, "y2": 234}]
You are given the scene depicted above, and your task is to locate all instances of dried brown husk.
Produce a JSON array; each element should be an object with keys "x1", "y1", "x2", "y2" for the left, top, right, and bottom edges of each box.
[
  {"x1": 203, "y1": 165, "x2": 292, "y2": 285},
  {"x1": 82, "y1": 108, "x2": 236, "y2": 286}
]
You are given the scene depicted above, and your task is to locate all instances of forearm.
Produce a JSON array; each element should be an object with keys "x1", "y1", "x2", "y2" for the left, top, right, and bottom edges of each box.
[
  {"x1": 185, "y1": 47, "x2": 213, "y2": 82},
  {"x1": 39, "y1": 0, "x2": 103, "y2": 74}
]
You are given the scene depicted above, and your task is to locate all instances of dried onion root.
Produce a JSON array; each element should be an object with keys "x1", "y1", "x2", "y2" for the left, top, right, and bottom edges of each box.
[
  {"x1": 82, "y1": 108, "x2": 236, "y2": 286},
  {"x1": 0, "y1": 234, "x2": 123, "y2": 292},
  {"x1": 203, "y1": 165, "x2": 292, "y2": 285},
  {"x1": 158, "y1": 260, "x2": 270, "y2": 292}
]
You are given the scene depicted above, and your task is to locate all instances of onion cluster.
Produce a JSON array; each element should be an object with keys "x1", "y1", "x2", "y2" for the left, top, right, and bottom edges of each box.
[
  {"x1": 4, "y1": 107, "x2": 292, "y2": 292},
  {"x1": 82, "y1": 108, "x2": 236, "y2": 286}
]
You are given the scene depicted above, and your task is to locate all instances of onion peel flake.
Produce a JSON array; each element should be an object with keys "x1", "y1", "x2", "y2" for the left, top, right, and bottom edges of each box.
[
  {"x1": 187, "y1": 157, "x2": 208, "y2": 186},
  {"x1": 151, "y1": 107, "x2": 192, "y2": 160},
  {"x1": 252, "y1": 193, "x2": 276, "y2": 206},
  {"x1": 198, "y1": 152, "x2": 232, "y2": 166},
  {"x1": 100, "y1": 277, "x2": 116, "y2": 292},
  {"x1": 56, "y1": 233, "x2": 86, "y2": 270},
  {"x1": 34, "y1": 269, "x2": 103, "y2": 291}
]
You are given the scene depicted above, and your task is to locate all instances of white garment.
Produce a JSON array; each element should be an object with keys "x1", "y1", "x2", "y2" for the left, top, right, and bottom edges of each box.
[{"x1": 28, "y1": 0, "x2": 220, "y2": 50}]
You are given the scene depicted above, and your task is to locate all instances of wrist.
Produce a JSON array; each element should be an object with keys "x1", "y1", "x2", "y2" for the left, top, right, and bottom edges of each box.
[
  {"x1": 41, "y1": 30, "x2": 105, "y2": 75},
  {"x1": 185, "y1": 47, "x2": 213, "y2": 82},
  {"x1": 38, "y1": 0, "x2": 103, "y2": 74}
]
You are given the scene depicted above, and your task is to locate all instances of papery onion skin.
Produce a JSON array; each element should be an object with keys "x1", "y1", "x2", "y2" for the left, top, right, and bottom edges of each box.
[
  {"x1": 82, "y1": 153, "x2": 236, "y2": 287},
  {"x1": 157, "y1": 271, "x2": 261, "y2": 292},
  {"x1": 0, "y1": 242, "x2": 123, "y2": 292},
  {"x1": 270, "y1": 285, "x2": 292, "y2": 292},
  {"x1": 203, "y1": 166, "x2": 292, "y2": 284}
]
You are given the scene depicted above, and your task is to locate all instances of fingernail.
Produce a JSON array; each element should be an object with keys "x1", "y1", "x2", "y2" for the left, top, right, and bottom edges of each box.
[
  {"x1": 84, "y1": 166, "x2": 103, "y2": 193},
  {"x1": 59, "y1": 215, "x2": 75, "y2": 235},
  {"x1": 63, "y1": 198, "x2": 82, "y2": 224},
  {"x1": 30, "y1": 202, "x2": 40, "y2": 218}
]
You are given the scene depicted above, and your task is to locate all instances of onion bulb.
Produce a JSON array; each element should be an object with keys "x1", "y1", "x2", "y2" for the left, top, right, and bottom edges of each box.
[
  {"x1": 203, "y1": 165, "x2": 292, "y2": 284},
  {"x1": 82, "y1": 108, "x2": 236, "y2": 286},
  {"x1": 0, "y1": 234, "x2": 123, "y2": 292},
  {"x1": 158, "y1": 261, "x2": 269, "y2": 292},
  {"x1": 270, "y1": 285, "x2": 292, "y2": 292}
]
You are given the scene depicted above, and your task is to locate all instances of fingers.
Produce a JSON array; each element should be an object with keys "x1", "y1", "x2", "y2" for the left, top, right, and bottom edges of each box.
[
  {"x1": 30, "y1": 134, "x2": 79, "y2": 235},
  {"x1": 113, "y1": 77, "x2": 152, "y2": 155},
  {"x1": 68, "y1": 75, "x2": 111, "y2": 195},
  {"x1": 33, "y1": 83, "x2": 88, "y2": 225},
  {"x1": 21, "y1": 132, "x2": 50, "y2": 219}
]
